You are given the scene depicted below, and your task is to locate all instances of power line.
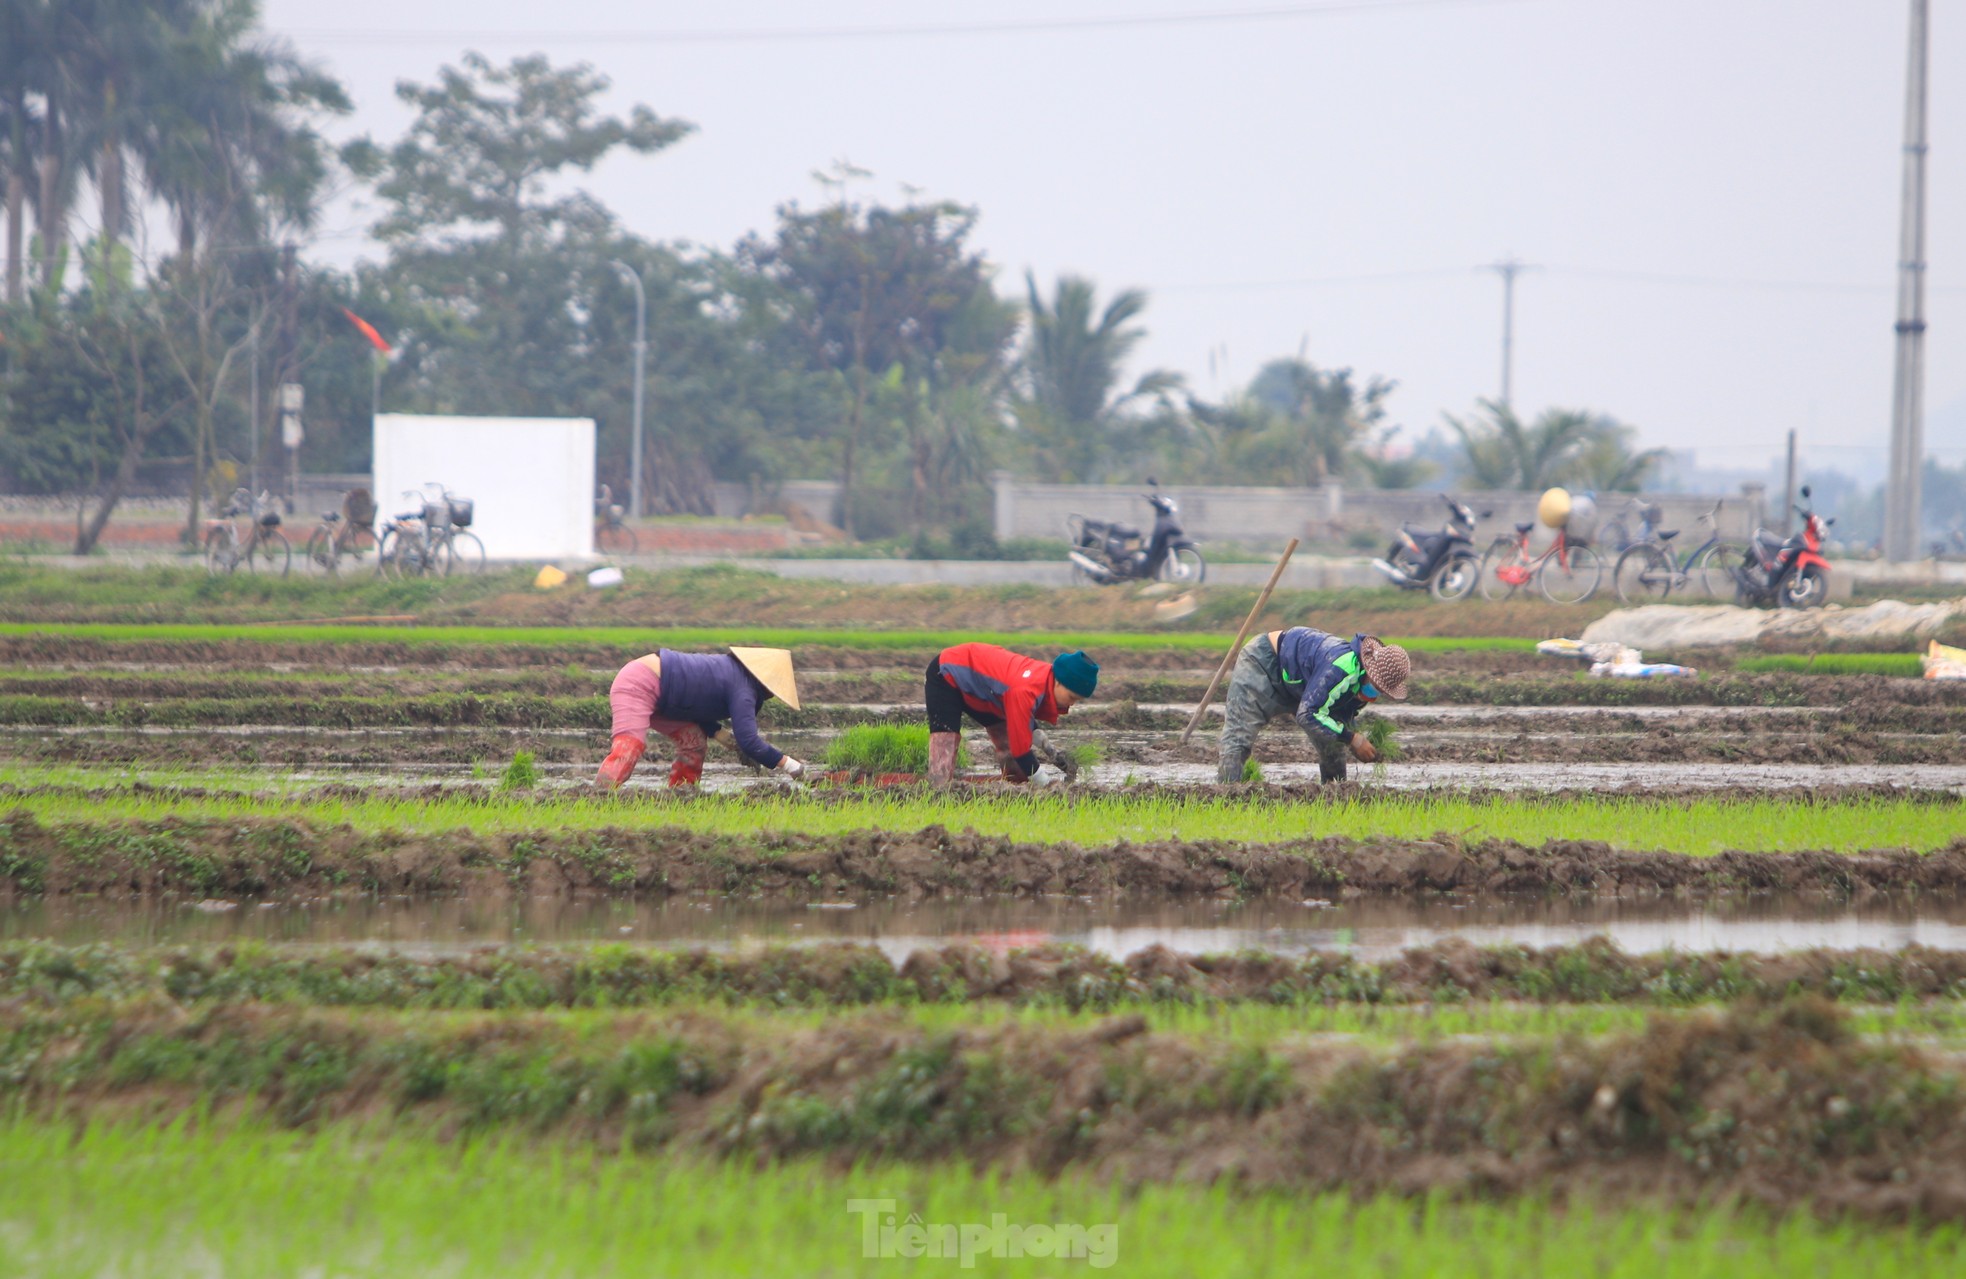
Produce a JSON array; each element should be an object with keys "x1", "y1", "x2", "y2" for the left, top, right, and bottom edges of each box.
[
  {"x1": 1153, "y1": 265, "x2": 1965, "y2": 296},
  {"x1": 1157, "y1": 267, "x2": 1470, "y2": 293},
  {"x1": 282, "y1": 0, "x2": 1538, "y2": 47}
]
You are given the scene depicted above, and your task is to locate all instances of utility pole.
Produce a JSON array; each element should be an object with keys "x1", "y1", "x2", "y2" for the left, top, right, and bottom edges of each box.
[
  {"x1": 248, "y1": 325, "x2": 259, "y2": 496},
  {"x1": 1782, "y1": 429, "x2": 1798, "y2": 535},
  {"x1": 1483, "y1": 257, "x2": 1537, "y2": 411},
  {"x1": 276, "y1": 242, "x2": 300, "y2": 511},
  {"x1": 1885, "y1": 0, "x2": 1930, "y2": 562},
  {"x1": 609, "y1": 260, "x2": 648, "y2": 520}
]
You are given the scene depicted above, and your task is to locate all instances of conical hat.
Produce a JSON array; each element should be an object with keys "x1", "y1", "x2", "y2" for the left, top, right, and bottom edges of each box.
[{"x1": 729, "y1": 647, "x2": 801, "y2": 710}]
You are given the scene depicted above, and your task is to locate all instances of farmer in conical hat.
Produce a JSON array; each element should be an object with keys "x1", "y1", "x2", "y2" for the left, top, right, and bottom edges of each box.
[
  {"x1": 925, "y1": 642, "x2": 1099, "y2": 786},
  {"x1": 1216, "y1": 628, "x2": 1410, "y2": 785},
  {"x1": 596, "y1": 646, "x2": 806, "y2": 789}
]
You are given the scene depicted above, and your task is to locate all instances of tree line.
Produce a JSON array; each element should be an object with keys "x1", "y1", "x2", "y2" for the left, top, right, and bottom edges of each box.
[{"x1": 1, "y1": 7, "x2": 1669, "y2": 550}]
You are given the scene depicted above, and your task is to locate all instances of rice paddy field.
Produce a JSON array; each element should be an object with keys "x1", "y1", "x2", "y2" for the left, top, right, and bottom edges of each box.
[{"x1": 4, "y1": 565, "x2": 1966, "y2": 1274}]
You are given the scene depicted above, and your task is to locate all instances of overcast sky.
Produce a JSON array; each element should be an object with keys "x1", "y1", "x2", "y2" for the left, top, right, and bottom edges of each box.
[{"x1": 262, "y1": 0, "x2": 1964, "y2": 478}]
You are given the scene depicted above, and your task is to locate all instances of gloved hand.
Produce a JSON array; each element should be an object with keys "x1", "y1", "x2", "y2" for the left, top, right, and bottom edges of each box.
[
  {"x1": 1032, "y1": 729, "x2": 1078, "y2": 782},
  {"x1": 777, "y1": 756, "x2": 807, "y2": 781},
  {"x1": 1350, "y1": 736, "x2": 1378, "y2": 764}
]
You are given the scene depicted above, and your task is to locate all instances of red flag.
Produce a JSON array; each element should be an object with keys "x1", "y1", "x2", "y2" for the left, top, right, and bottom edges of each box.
[{"x1": 341, "y1": 307, "x2": 392, "y2": 355}]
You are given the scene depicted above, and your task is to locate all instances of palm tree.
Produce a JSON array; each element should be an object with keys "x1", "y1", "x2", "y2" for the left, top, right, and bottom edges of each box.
[
  {"x1": 1017, "y1": 272, "x2": 1181, "y2": 480},
  {"x1": 0, "y1": 0, "x2": 43, "y2": 302},
  {"x1": 1573, "y1": 414, "x2": 1670, "y2": 492},
  {"x1": 1447, "y1": 400, "x2": 1665, "y2": 492},
  {"x1": 126, "y1": 0, "x2": 349, "y2": 259},
  {"x1": 1446, "y1": 400, "x2": 1599, "y2": 490},
  {"x1": 1243, "y1": 357, "x2": 1394, "y2": 485}
]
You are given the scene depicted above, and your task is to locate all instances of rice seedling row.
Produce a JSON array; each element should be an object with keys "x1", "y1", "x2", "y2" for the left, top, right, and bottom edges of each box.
[
  {"x1": 10, "y1": 1117, "x2": 1957, "y2": 1279},
  {"x1": 1, "y1": 995, "x2": 1960, "y2": 1227}
]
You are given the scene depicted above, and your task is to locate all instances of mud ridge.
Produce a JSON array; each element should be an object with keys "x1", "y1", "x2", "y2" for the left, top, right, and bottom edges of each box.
[
  {"x1": 5, "y1": 997, "x2": 1965, "y2": 1222},
  {"x1": 12, "y1": 937, "x2": 1966, "y2": 1010},
  {"x1": 6, "y1": 810, "x2": 1966, "y2": 900}
]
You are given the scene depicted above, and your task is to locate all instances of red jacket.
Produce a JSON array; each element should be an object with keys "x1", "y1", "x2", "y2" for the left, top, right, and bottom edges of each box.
[{"x1": 936, "y1": 642, "x2": 1059, "y2": 758}]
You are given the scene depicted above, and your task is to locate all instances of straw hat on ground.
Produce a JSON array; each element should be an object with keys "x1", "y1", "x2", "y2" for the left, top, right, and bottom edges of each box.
[{"x1": 729, "y1": 647, "x2": 802, "y2": 710}]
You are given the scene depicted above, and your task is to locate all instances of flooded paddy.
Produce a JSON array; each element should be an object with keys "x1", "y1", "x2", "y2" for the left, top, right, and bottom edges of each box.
[{"x1": 14, "y1": 889, "x2": 1966, "y2": 961}]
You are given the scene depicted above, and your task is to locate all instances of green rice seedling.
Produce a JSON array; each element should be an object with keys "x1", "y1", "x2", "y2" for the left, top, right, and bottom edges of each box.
[
  {"x1": 822, "y1": 725, "x2": 966, "y2": 774},
  {"x1": 2, "y1": 1118, "x2": 1963, "y2": 1278},
  {"x1": 1241, "y1": 757, "x2": 1265, "y2": 783},
  {"x1": 1065, "y1": 740, "x2": 1105, "y2": 770},
  {"x1": 1360, "y1": 715, "x2": 1401, "y2": 762},
  {"x1": 498, "y1": 750, "x2": 539, "y2": 791},
  {"x1": 3, "y1": 779, "x2": 1962, "y2": 855},
  {"x1": 1736, "y1": 653, "x2": 1923, "y2": 677}
]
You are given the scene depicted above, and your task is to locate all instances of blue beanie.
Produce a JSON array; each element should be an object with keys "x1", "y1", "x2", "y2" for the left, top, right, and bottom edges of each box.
[{"x1": 1051, "y1": 651, "x2": 1099, "y2": 697}]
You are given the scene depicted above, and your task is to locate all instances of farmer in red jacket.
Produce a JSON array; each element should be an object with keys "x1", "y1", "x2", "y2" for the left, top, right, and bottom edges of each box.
[{"x1": 925, "y1": 642, "x2": 1099, "y2": 785}]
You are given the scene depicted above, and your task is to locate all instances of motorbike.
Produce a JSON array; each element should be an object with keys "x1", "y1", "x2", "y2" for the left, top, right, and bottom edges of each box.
[
  {"x1": 1733, "y1": 484, "x2": 1834, "y2": 608},
  {"x1": 1066, "y1": 479, "x2": 1205, "y2": 585},
  {"x1": 1371, "y1": 493, "x2": 1487, "y2": 600}
]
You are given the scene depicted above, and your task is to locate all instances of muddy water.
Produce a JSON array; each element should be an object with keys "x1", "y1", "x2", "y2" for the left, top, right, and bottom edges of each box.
[{"x1": 13, "y1": 893, "x2": 1966, "y2": 961}]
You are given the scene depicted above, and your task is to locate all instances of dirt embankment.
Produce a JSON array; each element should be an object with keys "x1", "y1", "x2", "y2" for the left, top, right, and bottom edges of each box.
[
  {"x1": 4, "y1": 996, "x2": 1964, "y2": 1222},
  {"x1": 11, "y1": 937, "x2": 1966, "y2": 1011},
  {"x1": 5, "y1": 810, "x2": 1966, "y2": 901}
]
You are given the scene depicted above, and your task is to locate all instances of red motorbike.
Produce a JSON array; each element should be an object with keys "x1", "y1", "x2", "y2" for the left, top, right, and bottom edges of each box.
[{"x1": 1733, "y1": 484, "x2": 1834, "y2": 609}]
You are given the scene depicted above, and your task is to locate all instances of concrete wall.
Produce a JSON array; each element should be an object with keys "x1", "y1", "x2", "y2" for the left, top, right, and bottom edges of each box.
[{"x1": 991, "y1": 475, "x2": 1769, "y2": 549}]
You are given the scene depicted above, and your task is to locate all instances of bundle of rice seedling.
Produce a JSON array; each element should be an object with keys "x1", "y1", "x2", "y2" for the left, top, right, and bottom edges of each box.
[{"x1": 822, "y1": 724, "x2": 967, "y2": 775}]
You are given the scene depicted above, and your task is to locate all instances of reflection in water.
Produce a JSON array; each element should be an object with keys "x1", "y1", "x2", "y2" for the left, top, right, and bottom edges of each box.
[{"x1": 9, "y1": 893, "x2": 1966, "y2": 961}]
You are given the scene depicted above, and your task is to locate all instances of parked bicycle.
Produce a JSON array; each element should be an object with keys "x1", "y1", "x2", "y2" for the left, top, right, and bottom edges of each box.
[
  {"x1": 595, "y1": 484, "x2": 638, "y2": 555},
  {"x1": 1594, "y1": 497, "x2": 1661, "y2": 556},
  {"x1": 203, "y1": 488, "x2": 291, "y2": 577},
  {"x1": 377, "y1": 483, "x2": 483, "y2": 578},
  {"x1": 304, "y1": 487, "x2": 378, "y2": 576},
  {"x1": 1477, "y1": 517, "x2": 1601, "y2": 604},
  {"x1": 1611, "y1": 502, "x2": 1743, "y2": 603}
]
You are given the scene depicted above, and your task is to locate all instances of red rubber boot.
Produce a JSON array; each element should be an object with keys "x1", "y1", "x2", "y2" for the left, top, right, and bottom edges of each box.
[
  {"x1": 667, "y1": 725, "x2": 707, "y2": 788},
  {"x1": 595, "y1": 734, "x2": 645, "y2": 789},
  {"x1": 927, "y1": 731, "x2": 961, "y2": 787}
]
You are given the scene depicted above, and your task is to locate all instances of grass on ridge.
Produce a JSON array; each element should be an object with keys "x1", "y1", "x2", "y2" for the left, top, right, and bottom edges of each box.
[{"x1": 1737, "y1": 654, "x2": 1925, "y2": 678}]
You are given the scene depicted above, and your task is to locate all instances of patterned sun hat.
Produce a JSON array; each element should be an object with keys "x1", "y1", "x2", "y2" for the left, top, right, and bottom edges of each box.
[{"x1": 1362, "y1": 641, "x2": 1410, "y2": 700}]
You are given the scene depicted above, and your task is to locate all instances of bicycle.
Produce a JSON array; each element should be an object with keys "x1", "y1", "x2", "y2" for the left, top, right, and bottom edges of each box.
[
  {"x1": 429, "y1": 484, "x2": 485, "y2": 575},
  {"x1": 1594, "y1": 496, "x2": 1659, "y2": 556},
  {"x1": 1477, "y1": 518, "x2": 1601, "y2": 604},
  {"x1": 595, "y1": 484, "x2": 639, "y2": 555},
  {"x1": 1611, "y1": 502, "x2": 1744, "y2": 603},
  {"x1": 303, "y1": 488, "x2": 378, "y2": 576},
  {"x1": 377, "y1": 483, "x2": 483, "y2": 578},
  {"x1": 203, "y1": 489, "x2": 291, "y2": 577}
]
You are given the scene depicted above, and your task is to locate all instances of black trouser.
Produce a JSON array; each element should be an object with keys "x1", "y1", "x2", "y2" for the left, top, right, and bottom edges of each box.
[{"x1": 925, "y1": 658, "x2": 1004, "y2": 734}]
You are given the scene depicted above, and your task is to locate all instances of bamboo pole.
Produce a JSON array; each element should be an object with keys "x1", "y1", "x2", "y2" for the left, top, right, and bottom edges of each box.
[{"x1": 1180, "y1": 537, "x2": 1298, "y2": 743}]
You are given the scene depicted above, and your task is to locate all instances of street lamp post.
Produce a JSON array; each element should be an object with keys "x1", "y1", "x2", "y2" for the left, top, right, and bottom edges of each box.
[{"x1": 608, "y1": 260, "x2": 649, "y2": 520}]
